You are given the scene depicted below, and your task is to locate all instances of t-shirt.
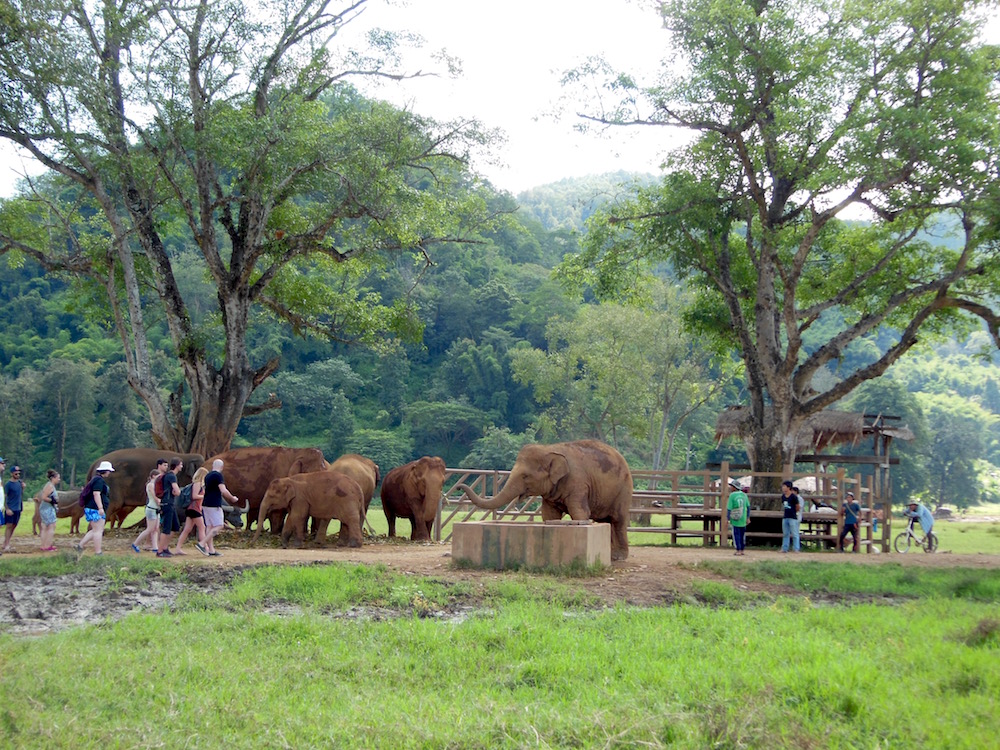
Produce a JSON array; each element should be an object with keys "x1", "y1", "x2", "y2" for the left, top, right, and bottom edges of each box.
[
  {"x1": 843, "y1": 500, "x2": 861, "y2": 526},
  {"x1": 4, "y1": 480, "x2": 23, "y2": 512},
  {"x1": 727, "y1": 490, "x2": 749, "y2": 528},
  {"x1": 203, "y1": 471, "x2": 224, "y2": 508},
  {"x1": 160, "y1": 471, "x2": 178, "y2": 506},
  {"x1": 85, "y1": 476, "x2": 109, "y2": 511},
  {"x1": 782, "y1": 492, "x2": 799, "y2": 519}
]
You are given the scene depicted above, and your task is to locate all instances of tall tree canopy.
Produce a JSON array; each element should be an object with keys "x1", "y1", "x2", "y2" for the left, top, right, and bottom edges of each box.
[
  {"x1": 0, "y1": 0, "x2": 500, "y2": 455},
  {"x1": 560, "y1": 0, "x2": 1000, "y2": 484}
]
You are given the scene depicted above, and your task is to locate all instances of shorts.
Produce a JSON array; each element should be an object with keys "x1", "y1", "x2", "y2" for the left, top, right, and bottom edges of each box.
[
  {"x1": 159, "y1": 506, "x2": 182, "y2": 534},
  {"x1": 185, "y1": 509, "x2": 202, "y2": 520},
  {"x1": 39, "y1": 503, "x2": 57, "y2": 526},
  {"x1": 4, "y1": 509, "x2": 21, "y2": 527},
  {"x1": 203, "y1": 507, "x2": 224, "y2": 528},
  {"x1": 145, "y1": 506, "x2": 159, "y2": 524},
  {"x1": 84, "y1": 508, "x2": 105, "y2": 523}
]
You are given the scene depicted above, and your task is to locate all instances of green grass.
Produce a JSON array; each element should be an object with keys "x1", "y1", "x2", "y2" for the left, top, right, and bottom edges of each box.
[
  {"x1": 692, "y1": 559, "x2": 1000, "y2": 601},
  {"x1": 1, "y1": 560, "x2": 999, "y2": 748}
]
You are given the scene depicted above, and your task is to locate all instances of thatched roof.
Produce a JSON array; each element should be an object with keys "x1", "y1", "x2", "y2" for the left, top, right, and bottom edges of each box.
[{"x1": 714, "y1": 408, "x2": 866, "y2": 451}]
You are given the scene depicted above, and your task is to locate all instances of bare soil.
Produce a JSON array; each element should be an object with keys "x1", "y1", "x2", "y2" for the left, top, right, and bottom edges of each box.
[{"x1": 2, "y1": 527, "x2": 998, "y2": 635}]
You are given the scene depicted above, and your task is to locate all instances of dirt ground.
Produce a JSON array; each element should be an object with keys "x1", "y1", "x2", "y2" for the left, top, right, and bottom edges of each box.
[{"x1": 2, "y1": 527, "x2": 999, "y2": 636}]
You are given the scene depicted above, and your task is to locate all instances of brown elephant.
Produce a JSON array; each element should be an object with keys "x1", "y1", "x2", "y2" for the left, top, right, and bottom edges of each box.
[
  {"x1": 205, "y1": 447, "x2": 329, "y2": 532},
  {"x1": 329, "y1": 453, "x2": 380, "y2": 514},
  {"x1": 251, "y1": 471, "x2": 364, "y2": 548},
  {"x1": 87, "y1": 448, "x2": 204, "y2": 523},
  {"x1": 379, "y1": 456, "x2": 446, "y2": 541},
  {"x1": 456, "y1": 440, "x2": 633, "y2": 561}
]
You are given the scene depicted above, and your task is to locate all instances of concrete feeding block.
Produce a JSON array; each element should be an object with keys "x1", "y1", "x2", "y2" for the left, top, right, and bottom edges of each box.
[{"x1": 452, "y1": 520, "x2": 611, "y2": 569}]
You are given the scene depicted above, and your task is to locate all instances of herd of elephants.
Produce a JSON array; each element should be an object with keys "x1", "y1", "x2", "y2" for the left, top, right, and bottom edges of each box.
[{"x1": 37, "y1": 440, "x2": 634, "y2": 560}]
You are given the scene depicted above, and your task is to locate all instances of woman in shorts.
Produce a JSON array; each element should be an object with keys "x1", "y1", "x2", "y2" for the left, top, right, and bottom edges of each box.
[
  {"x1": 174, "y1": 466, "x2": 208, "y2": 556},
  {"x1": 35, "y1": 469, "x2": 61, "y2": 551},
  {"x1": 131, "y1": 469, "x2": 161, "y2": 553}
]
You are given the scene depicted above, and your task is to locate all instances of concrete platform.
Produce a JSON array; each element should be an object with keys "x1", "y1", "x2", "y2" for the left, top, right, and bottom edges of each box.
[{"x1": 451, "y1": 520, "x2": 611, "y2": 569}]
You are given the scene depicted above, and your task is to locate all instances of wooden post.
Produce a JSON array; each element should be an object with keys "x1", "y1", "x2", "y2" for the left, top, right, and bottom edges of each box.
[{"x1": 720, "y1": 462, "x2": 730, "y2": 550}]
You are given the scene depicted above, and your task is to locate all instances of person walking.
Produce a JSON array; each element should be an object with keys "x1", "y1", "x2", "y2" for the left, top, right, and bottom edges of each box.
[
  {"x1": 174, "y1": 466, "x2": 208, "y2": 556},
  {"x1": 780, "y1": 480, "x2": 801, "y2": 553},
  {"x1": 132, "y1": 460, "x2": 167, "y2": 553},
  {"x1": 201, "y1": 459, "x2": 239, "y2": 557},
  {"x1": 77, "y1": 461, "x2": 114, "y2": 555},
  {"x1": 156, "y1": 458, "x2": 184, "y2": 557},
  {"x1": 35, "y1": 469, "x2": 61, "y2": 551},
  {"x1": 726, "y1": 479, "x2": 751, "y2": 556},
  {"x1": 838, "y1": 491, "x2": 861, "y2": 553},
  {"x1": 2, "y1": 464, "x2": 27, "y2": 552}
]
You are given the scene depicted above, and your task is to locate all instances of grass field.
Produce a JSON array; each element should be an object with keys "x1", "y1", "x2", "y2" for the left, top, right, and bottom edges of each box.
[{"x1": 1, "y1": 550, "x2": 998, "y2": 748}]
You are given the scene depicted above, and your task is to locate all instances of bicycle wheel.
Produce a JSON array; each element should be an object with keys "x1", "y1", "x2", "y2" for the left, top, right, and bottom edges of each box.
[
  {"x1": 894, "y1": 532, "x2": 912, "y2": 553},
  {"x1": 924, "y1": 532, "x2": 938, "y2": 553}
]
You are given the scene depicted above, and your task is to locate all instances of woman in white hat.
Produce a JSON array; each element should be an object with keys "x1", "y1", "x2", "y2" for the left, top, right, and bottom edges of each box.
[{"x1": 77, "y1": 460, "x2": 114, "y2": 555}]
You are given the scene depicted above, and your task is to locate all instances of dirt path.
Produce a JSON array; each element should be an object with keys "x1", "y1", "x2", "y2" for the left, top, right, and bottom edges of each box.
[{"x1": 2, "y1": 529, "x2": 998, "y2": 635}]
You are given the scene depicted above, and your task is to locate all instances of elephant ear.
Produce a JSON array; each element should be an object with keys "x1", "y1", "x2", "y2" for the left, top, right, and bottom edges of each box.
[{"x1": 546, "y1": 452, "x2": 570, "y2": 486}]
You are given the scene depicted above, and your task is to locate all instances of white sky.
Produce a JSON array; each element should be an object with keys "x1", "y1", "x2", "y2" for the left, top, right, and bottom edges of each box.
[{"x1": 0, "y1": 0, "x2": 670, "y2": 198}]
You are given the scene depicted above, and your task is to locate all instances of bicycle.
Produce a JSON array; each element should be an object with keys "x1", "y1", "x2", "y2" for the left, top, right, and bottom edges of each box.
[{"x1": 893, "y1": 518, "x2": 938, "y2": 553}]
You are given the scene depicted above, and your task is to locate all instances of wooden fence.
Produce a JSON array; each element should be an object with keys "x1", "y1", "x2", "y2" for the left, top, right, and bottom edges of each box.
[{"x1": 427, "y1": 461, "x2": 889, "y2": 553}]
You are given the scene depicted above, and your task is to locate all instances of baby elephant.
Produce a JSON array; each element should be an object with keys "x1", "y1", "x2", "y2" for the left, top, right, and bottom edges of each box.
[{"x1": 253, "y1": 471, "x2": 365, "y2": 548}]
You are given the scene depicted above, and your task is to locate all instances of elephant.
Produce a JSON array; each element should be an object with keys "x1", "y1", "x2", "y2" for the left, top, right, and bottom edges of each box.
[
  {"x1": 86, "y1": 448, "x2": 205, "y2": 523},
  {"x1": 205, "y1": 447, "x2": 329, "y2": 532},
  {"x1": 456, "y1": 440, "x2": 633, "y2": 561},
  {"x1": 379, "y1": 456, "x2": 446, "y2": 541},
  {"x1": 251, "y1": 471, "x2": 364, "y2": 548},
  {"x1": 329, "y1": 453, "x2": 380, "y2": 514}
]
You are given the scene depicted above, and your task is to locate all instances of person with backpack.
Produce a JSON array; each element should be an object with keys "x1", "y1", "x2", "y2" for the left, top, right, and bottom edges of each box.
[
  {"x1": 76, "y1": 461, "x2": 114, "y2": 555},
  {"x1": 156, "y1": 458, "x2": 184, "y2": 558},
  {"x1": 726, "y1": 478, "x2": 751, "y2": 556},
  {"x1": 173, "y1": 466, "x2": 208, "y2": 556},
  {"x1": 131, "y1": 459, "x2": 167, "y2": 553}
]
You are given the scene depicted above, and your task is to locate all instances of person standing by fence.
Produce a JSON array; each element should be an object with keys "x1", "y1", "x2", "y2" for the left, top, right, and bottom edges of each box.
[
  {"x1": 781, "y1": 480, "x2": 801, "y2": 553},
  {"x1": 839, "y1": 491, "x2": 861, "y2": 553},
  {"x1": 726, "y1": 479, "x2": 750, "y2": 556}
]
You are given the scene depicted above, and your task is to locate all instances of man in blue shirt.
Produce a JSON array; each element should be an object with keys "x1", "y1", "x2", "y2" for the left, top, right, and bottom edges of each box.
[
  {"x1": 839, "y1": 491, "x2": 861, "y2": 553},
  {"x1": 3, "y1": 464, "x2": 26, "y2": 552}
]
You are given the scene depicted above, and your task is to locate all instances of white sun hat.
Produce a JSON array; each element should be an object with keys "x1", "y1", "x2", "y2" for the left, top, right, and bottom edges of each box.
[{"x1": 95, "y1": 460, "x2": 115, "y2": 472}]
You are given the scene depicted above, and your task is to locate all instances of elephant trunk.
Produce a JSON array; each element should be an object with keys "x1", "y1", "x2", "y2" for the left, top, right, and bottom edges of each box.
[
  {"x1": 221, "y1": 498, "x2": 250, "y2": 514},
  {"x1": 456, "y1": 481, "x2": 523, "y2": 511},
  {"x1": 252, "y1": 501, "x2": 269, "y2": 542}
]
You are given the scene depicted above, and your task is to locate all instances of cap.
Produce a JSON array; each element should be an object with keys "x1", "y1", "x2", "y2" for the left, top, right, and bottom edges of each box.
[
  {"x1": 11, "y1": 465, "x2": 21, "y2": 473},
  {"x1": 845, "y1": 491, "x2": 854, "y2": 498},
  {"x1": 95, "y1": 460, "x2": 115, "y2": 473}
]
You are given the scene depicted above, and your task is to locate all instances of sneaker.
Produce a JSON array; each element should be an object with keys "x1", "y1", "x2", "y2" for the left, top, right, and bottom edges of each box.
[
  {"x1": 195, "y1": 543, "x2": 209, "y2": 557},
  {"x1": 209, "y1": 551, "x2": 222, "y2": 557},
  {"x1": 74, "y1": 543, "x2": 84, "y2": 552},
  {"x1": 156, "y1": 550, "x2": 173, "y2": 558},
  {"x1": 131, "y1": 544, "x2": 141, "y2": 553}
]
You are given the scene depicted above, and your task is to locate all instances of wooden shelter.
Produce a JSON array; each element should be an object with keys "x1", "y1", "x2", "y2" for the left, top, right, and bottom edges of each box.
[{"x1": 713, "y1": 407, "x2": 914, "y2": 551}]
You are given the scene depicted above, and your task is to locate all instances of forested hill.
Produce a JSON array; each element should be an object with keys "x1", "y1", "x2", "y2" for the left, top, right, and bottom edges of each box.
[{"x1": 1, "y1": 174, "x2": 998, "y2": 509}]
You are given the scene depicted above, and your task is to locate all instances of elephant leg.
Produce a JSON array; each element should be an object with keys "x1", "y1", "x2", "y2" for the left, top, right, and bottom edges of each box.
[
  {"x1": 385, "y1": 509, "x2": 397, "y2": 538},
  {"x1": 540, "y1": 502, "x2": 563, "y2": 522},
  {"x1": 313, "y1": 517, "x2": 332, "y2": 546}
]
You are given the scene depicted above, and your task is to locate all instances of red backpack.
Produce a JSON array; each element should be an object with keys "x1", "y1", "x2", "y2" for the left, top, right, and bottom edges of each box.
[
  {"x1": 77, "y1": 477, "x2": 98, "y2": 507},
  {"x1": 154, "y1": 474, "x2": 166, "y2": 499}
]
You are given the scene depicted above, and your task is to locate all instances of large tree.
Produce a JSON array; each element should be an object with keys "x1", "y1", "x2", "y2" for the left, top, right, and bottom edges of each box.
[
  {"x1": 561, "y1": 0, "x2": 1000, "y2": 485},
  {"x1": 0, "y1": 0, "x2": 500, "y2": 455}
]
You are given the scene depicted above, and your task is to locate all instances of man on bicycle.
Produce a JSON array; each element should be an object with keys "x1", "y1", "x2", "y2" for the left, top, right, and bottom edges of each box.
[{"x1": 903, "y1": 500, "x2": 934, "y2": 540}]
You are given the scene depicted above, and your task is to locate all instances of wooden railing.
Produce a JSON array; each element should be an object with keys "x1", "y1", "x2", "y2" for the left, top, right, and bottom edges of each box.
[{"x1": 426, "y1": 461, "x2": 889, "y2": 553}]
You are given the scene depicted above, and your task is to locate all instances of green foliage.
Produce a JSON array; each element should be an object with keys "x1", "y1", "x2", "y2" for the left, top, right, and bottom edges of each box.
[
  {"x1": 563, "y1": 0, "x2": 1000, "y2": 477},
  {"x1": 460, "y1": 426, "x2": 536, "y2": 470}
]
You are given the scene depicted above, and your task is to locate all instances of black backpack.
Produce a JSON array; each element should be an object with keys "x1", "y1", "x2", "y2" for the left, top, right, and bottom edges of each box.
[
  {"x1": 176, "y1": 483, "x2": 194, "y2": 511},
  {"x1": 77, "y1": 477, "x2": 98, "y2": 508}
]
